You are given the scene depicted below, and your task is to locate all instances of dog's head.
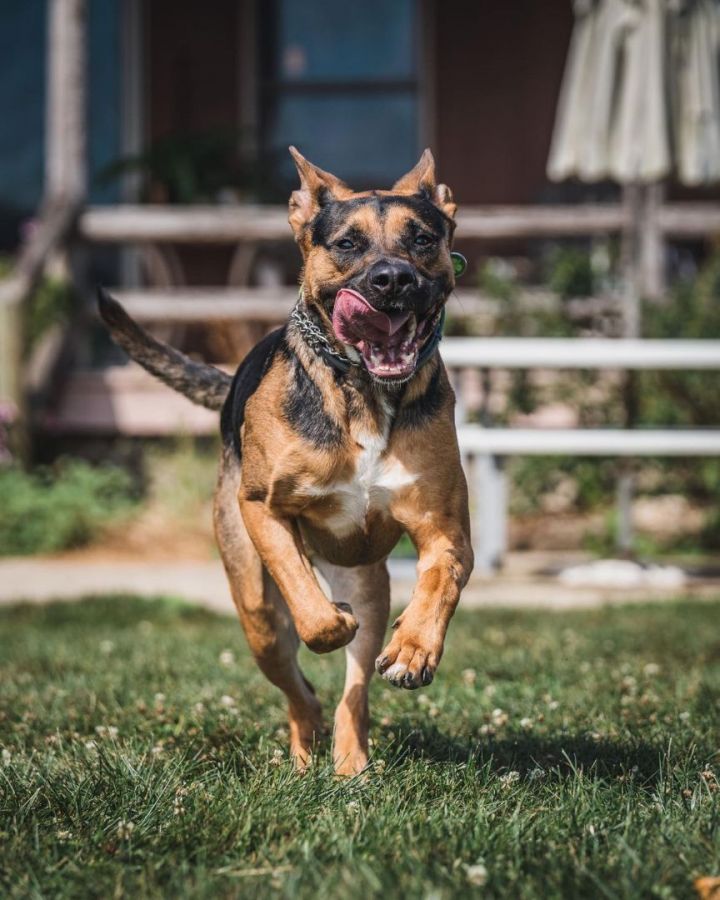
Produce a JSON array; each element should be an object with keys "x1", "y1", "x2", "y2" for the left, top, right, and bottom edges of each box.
[{"x1": 287, "y1": 147, "x2": 457, "y2": 383}]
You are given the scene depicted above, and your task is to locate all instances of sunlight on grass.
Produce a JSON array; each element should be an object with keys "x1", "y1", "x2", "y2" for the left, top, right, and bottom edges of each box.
[{"x1": 1, "y1": 596, "x2": 719, "y2": 897}]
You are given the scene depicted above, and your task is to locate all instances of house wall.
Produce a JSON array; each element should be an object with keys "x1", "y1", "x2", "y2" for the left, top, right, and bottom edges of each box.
[
  {"x1": 434, "y1": 0, "x2": 574, "y2": 205},
  {"x1": 146, "y1": 0, "x2": 243, "y2": 143}
]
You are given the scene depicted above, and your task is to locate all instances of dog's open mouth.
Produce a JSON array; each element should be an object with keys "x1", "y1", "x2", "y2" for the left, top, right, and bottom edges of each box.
[{"x1": 332, "y1": 288, "x2": 437, "y2": 379}]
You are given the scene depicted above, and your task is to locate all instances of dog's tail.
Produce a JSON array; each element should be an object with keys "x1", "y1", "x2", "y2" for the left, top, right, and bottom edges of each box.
[{"x1": 97, "y1": 287, "x2": 232, "y2": 411}]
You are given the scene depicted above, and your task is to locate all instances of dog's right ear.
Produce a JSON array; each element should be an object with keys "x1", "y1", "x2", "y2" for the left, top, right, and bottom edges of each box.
[{"x1": 288, "y1": 146, "x2": 352, "y2": 238}]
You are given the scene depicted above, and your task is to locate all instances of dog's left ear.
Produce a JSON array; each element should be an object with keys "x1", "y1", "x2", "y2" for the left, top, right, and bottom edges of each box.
[
  {"x1": 393, "y1": 149, "x2": 457, "y2": 221},
  {"x1": 288, "y1": 146, "x2": 352, "y2": 238}
]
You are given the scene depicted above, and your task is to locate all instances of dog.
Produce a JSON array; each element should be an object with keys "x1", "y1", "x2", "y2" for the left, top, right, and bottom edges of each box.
[{"x1": 98, "y1": 147, "x2": 473, "y2": 776}]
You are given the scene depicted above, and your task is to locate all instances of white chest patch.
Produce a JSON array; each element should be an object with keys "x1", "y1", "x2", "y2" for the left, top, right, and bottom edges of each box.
[{"x1": 313, "y1": 419, "x2": 417, "y2": 537}]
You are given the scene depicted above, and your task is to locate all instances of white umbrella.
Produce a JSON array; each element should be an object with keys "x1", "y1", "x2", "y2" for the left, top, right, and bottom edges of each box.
[{"x1": 548, "y1": 0, "x2": 720, "y2": 186}]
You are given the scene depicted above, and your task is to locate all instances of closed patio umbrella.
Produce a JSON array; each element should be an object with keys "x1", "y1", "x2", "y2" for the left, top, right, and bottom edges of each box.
[{"x1": 548, "y1": 0, "x2": 720, "y2": 186}]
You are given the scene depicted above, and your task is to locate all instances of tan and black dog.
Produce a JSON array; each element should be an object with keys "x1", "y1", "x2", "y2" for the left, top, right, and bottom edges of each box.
[{"x1": 99, "y1": 147, "x2": 473, "y2": 776}]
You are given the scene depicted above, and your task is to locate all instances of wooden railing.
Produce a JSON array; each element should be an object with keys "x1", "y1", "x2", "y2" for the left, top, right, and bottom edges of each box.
[{"x1": 443, "y1": 338, "x2": 720, "y2": 573}]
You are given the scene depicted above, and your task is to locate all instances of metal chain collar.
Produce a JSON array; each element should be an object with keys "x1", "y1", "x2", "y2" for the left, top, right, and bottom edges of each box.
[{"x1": 289, "y1": 302, "x2": 361, "y2": 370}]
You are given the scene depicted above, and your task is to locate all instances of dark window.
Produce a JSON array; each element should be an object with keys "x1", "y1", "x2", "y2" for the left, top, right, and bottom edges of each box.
[{"x1": 260, "y1": 0, "x2": 420, "y2": 190}]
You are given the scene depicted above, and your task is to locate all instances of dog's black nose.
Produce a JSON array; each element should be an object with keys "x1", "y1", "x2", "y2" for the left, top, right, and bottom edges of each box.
[{"x1": 368, "y1": 259, "x2": 417, "y2": 296}]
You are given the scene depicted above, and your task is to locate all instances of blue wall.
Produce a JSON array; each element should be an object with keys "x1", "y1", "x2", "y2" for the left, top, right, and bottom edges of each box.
[{"x1": 0, "y1": 0, "x2": 121, "y2": 227}]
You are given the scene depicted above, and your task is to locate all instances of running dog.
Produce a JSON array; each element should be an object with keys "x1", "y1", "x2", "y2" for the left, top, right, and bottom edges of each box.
[{"x1": 98, "y1": 147, "x2": 473, "y2": 776}]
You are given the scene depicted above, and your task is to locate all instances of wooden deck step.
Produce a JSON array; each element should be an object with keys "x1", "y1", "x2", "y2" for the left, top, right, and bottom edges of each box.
[
  {"x1": 40, "y1": 364, "x2": 224, "y2": 436},
  {"x1": 111, "y1": 287, "x2": 296, "y2": 323}
]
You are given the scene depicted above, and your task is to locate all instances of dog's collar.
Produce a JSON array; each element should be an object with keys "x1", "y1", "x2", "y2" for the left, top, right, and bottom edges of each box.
[{"x1": 290, "y1": 289, "x2": 446, "y2": 377}]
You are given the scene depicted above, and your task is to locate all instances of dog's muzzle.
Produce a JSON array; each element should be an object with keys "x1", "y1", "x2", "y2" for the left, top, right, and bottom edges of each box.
[{"x1": 332, "y1": 288, "x2": 440, "y2": 380}]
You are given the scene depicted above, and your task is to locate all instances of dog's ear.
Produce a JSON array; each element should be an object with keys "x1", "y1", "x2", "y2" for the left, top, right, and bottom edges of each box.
[
  {"x1": 288, "y1": 146, "x2": 352, "y2": 237},
  {"x1": 393, "y1": 149, "x2": 457, "y2": 221}
]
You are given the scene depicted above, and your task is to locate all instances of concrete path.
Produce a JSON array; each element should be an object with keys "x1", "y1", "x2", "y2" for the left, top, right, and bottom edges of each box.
[{"x1": 0, "y1": 557, "x2": 717, "y2": 613}]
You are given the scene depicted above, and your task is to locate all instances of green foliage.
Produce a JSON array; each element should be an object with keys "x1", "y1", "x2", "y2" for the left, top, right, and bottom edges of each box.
[
  {"x1": 546, "y1": 247, "x2": 596, "y2": 299},
  {"x1": 143, "y1": 438, "x2": 219, "y2": 523},
  {"x1": 479, "y1": 258, "x2": 517, "y2": 304},
  {"x1": 639, "y1": 254, "x2": 720, "y2": 428},
  {"x1": 1, "y1": 595, "x2": 719, "y2": 898},
  {"x1": 509, "y1": 456, "x2": 616, "y2": 516},
  {"x1": 0, "y1": 256, "x2": 75, "y2": 355},
  {"x1": 0, "y1": 460, "x2": 138, "y2": 556},
  {"x1": 97, "y1": 129, "x2": 282, "y2": 204},
  {"x1": 23, "y1": 275, "x2": 74, "y2": 354}
]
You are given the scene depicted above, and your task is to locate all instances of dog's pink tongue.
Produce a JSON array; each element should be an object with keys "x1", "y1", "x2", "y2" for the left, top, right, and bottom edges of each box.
[{"x1": 333, "y1": 289, "x2": 410, "y2": 345}]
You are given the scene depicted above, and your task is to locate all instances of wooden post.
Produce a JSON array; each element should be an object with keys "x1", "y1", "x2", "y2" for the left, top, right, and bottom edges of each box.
[
  {"x1": 616, "y1": 184, "x2": 644, "y2": 555},
  {"x1": 640, "y1": 182, "x2": 666, "y2": 301},
  {"x1": 46, "y1": 0, "x2": 87, "y2": 206}
]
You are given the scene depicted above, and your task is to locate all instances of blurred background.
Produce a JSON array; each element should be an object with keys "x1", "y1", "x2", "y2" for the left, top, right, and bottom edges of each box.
[{"x1": 2, "y1": 0, "x2": 720, "y2": 599}]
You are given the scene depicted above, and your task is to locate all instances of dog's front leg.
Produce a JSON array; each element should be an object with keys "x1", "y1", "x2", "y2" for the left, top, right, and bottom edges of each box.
[
  {"x1": 239, "y1": 498, "x2": 359, "y2": 653},
  {"x1": 376, "y1": 518, "x2": 473, "y2": 689}
]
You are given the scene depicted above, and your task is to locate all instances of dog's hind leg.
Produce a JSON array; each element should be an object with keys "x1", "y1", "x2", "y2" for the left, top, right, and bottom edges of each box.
[
  {"x1": 316, "y1": 560, "x2": 390, "y2": 776},
  {"x1": 214, "y1": 452, "x2": 323, "y2": 769}
]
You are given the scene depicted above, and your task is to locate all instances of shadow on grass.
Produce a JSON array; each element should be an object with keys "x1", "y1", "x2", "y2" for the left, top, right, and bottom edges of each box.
[{"x1": 378, "y1": 720, "x2": 670, "y2": 785}]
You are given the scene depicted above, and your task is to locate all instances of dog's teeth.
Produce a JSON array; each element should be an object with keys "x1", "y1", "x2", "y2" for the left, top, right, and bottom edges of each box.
[{"x1": 407, "y1": 315, "x2": 417, "y2": 340}]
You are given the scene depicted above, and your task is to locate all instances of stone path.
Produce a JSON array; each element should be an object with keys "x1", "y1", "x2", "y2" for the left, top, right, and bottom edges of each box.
[{"x1": 0, "y1": 556, "x2": 717, "y2": 614}]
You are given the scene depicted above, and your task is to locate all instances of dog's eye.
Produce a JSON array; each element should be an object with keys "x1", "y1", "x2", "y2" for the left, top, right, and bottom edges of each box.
[
  {"x1": 414, "y1": 234, "x2": 434, "y2": 247},
  {"x1": 336, "y1": 239, "x2": 355, "y2": 250}
]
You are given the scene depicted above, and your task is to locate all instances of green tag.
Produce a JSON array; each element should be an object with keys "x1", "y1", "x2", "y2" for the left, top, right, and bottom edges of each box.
[{"x1": 451, "y1": 251, "x2": 467, "y2": 278}]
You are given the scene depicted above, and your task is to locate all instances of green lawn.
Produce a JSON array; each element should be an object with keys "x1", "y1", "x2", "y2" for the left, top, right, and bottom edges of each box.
[{"x1": 1, "y1": 595, "x2": 720, "y2": 898}]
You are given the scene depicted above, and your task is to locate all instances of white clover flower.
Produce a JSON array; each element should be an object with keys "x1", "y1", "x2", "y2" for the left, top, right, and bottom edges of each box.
[
  {"x1": 99, "y1": 640, "x2": 114, "y2": 655},
  {"x1": 499, "y1": 771, "x2": 520, "y2": 789},
  {"x1": 462, "y1": 668, "x2": 477, "y2": 686},
  {"x1": 519, "y1": 717, "x2": 534, "y2": 730},
  {"x1": 220, "y1": 695, "x2": 236, "y2": 708},
  {"x1": 270, "y1": 749, "x2": 284, "y2": 767},
  {"x1": 464, "y1": 863, "x2": 488, "y2": 886},
  {"x1": 117, "y1": 820, "x2": 135, "y2": 840},
  {"x1": 644, "y1": 662, "x2": 661, "y2": 677},
  {"x1": 219, "y1": 650, "x2": 235, "y2": 667},
  {"x1": 491, "y1": 708, "x2": 509, "y2": 727},
  {"x1": 1, "y1": 748, "x2": 11, "y2": 764}
]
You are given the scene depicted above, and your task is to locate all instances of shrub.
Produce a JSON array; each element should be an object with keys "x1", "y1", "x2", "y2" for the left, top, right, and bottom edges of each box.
[{"x1": 0, "y1": 460, "x2": 137, "y2": 556}]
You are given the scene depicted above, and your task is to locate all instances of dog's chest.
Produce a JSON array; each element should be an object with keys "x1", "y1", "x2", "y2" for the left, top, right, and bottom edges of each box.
[{"x1": 313, "y1": 420, "x2": 416, "y2": 537}]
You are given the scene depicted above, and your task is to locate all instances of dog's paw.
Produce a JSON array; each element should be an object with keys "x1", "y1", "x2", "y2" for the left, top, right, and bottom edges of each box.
[
  {"x1": 375, "y1": 631, "x2": 439, "y2": 689},
  {"x1": 300, "y1": 602, "x2": 359, "y2": 654}
]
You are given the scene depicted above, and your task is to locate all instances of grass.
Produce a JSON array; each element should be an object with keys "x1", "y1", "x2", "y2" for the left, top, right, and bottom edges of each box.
[{"x1": 1, "y1": 596, "x2": 720, "y2": 898}]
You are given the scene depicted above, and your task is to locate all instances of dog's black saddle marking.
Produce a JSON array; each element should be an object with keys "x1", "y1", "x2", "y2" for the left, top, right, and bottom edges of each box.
[
  {"x1": 221, "y1": 327, "x2": 287, "y2": 458},
  {"x1": 283, "y1": 354, "x2": 343, "y2": 450},
  {"x1": 395, "y1": 362, "x2": 447, "y2": 431}
]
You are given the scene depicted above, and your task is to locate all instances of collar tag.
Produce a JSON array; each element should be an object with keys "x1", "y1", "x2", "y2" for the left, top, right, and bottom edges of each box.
[{"x1": 451, "y1": 252, "x2": 467, "y2": 278}]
